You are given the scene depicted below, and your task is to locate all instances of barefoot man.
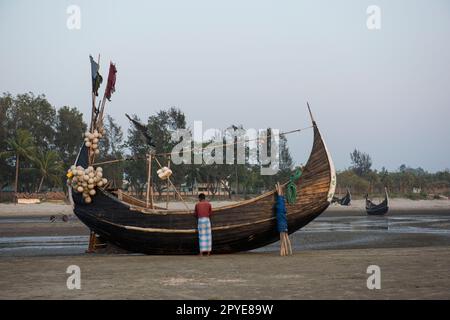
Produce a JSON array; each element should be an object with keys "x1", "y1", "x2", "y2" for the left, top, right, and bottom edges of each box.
[{"x1": 195, "y1": 193, "x2": 213, "y2": 256}]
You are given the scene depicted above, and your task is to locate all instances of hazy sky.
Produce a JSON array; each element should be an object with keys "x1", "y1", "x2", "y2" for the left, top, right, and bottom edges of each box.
[{"x1": 1, "y1": 0, "x2": 449, "y2": 171}]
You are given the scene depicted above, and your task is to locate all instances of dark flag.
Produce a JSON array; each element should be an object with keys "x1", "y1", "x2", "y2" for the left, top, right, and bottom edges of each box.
[
  {"x1": 125, "y1": 114, "x2": 156, "y2": 148},
  {"x1": 105, "y1": 62, "x2": 117, "y2": 101},
  {"x1": 89, "y1": 55, "x2": 103, "y2": 96}
]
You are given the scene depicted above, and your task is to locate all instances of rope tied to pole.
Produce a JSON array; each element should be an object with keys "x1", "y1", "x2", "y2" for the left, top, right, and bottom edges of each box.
[{"x1": 286, "y1": 168, "x2": 302, "y2": 205}]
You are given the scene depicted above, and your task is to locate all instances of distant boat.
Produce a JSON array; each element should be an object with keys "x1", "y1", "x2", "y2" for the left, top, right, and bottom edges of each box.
[
  {"x1": 366, "y1": 188, "x2": 389, "y2": 215},
  {"x1": 332, "y1": 188, "x2": 351, "y2": 206}
]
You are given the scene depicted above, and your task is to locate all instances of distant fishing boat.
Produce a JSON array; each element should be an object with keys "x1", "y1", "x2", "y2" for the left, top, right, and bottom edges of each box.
[
  {"x1": 366, "y1": 188, "x2": 389, "y2": 215},
  {"x1": 332, "y1": 188, "x2": 351, "y2": 206}
]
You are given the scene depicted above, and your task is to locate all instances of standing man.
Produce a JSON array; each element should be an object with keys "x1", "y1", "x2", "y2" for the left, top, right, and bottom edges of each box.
[{"x1": 194, "y1": 193, "x2": 213, "y2": 256}]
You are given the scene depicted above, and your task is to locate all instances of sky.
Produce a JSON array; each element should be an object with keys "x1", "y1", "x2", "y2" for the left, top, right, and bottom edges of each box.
[{"x1": 1, "y1": 0, "x2": 449, "y2": 172}]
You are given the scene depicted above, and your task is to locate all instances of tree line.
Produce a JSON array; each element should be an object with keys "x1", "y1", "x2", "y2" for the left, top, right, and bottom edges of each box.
[
  {"x1": 2, "y1": 92, "x2": 448, "y2": 201},
  {"x1": 0, "y1": 92, "x2": 293, "y2": 200},
  {"x1": 336, "y1": 150, "x2": 450, "y2": 199}
]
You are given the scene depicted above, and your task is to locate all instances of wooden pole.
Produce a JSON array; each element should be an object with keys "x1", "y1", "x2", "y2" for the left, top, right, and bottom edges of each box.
[
  {"x1": 167, "y1": 177, "x2": 190, "y2": 210},
  {"x1": 90, "y1": 55, "x2": 101, "y2": 132},
  {"x1": 153, "y1": 156, "x2": 190, "y2": 211},
  {"x1": 14, "y1": 154, "x2": 19, "y2": 204},
  {"x1": 146, "y1": 154, "x2": 153, "y2": 209},
  {"x1": 90, "y1": 92, "x2": 96, "y2": 132},
  {"x1": 166, "y1": 155, "x2": 171, "y2": 208},
  {"x1": 307, "y1": 101, "x2": 316, "y2": 125},
  {"x1": 97, "y1": 91, "x2": 108, "y2": 130}
]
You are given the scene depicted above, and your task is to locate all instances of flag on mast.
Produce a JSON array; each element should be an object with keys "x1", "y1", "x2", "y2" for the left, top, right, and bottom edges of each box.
[
  {"x1": 89, "y1": 55, "x2": 103, "y2": 96},
  {"x1": 105, "y1": 62, "x2": 117, "y2": 101}
]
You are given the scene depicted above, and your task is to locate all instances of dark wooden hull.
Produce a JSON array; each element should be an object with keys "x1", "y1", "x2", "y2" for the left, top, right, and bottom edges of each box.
[
  {"x1": 332, "y1": 189, "x2": 351, "y2": 206},
  {"x1": 71, "y1": 123, "x2": 336, "y2": 254},
  {"x1": 366, "y1": 194, "x2": 389, "y2": 216},
  {"x1": 340, "y1": 192, "x2": 351, "y2": 206}
]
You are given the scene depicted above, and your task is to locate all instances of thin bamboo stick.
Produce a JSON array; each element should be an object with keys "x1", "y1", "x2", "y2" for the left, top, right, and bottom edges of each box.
[
  {"x1": 166, "y1": 155, "x2": 170, "y2": 209},
  {"x1": 146, "y1": 154, "x2": 152, "y2": 208}
]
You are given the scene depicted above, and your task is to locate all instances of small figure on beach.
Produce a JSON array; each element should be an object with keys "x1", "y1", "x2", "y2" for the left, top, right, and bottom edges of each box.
[
  {"x1": 194, "y1": 193, "x2": 213, "y2": 256},
  {"x1": 275, "y1": 183, "x2": 292, "y2": 256}
]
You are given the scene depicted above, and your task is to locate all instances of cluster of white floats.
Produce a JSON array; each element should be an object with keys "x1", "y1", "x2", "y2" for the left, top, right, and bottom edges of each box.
[
  {"x1": 157, "y1": 167, "x2": 173, "y2": 180},
  {"x1": 65, "y1": 127, "x2": 109, "y2": 204},
  {"x1": 67, "y1": 166, "x2": 108, "y2": 203},
  {"x1": 83, "y1": 128, "x2": 105, "y2": 155}
]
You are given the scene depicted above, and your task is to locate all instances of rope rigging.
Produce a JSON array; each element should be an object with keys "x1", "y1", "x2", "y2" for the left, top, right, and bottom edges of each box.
[
  {"x1": 92, "y1": 125, "x2": 313, "y2": 167},
  {"x1": 286, "y1": 168, "x2": 303, "y2": 205}
]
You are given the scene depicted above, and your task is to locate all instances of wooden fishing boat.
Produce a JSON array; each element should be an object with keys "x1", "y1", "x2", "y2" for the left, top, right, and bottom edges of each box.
[
  {"x1": 69, "y1": 110, "x2": 336, "y2": 254},
  {"x1": 366, "y1": 188, "x2": 389, "y2": 215},
  {"x1": 332, "y1": 188, "x2": 351, "y2": 206}
]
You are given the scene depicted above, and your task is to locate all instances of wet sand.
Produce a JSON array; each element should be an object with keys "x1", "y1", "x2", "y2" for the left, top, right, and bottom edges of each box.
[
  {"x1": 1, "y1": 200, "x2": 450, "y2": 299},
  {"x1": 0, "y1": 246, "x2": 449, "y2": 299}
]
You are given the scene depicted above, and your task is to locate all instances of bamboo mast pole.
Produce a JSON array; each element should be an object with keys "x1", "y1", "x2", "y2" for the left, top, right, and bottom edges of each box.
[
  {"x1": 150, "y1": 160, "x2": 155, "y2": 209},
  {"x1": 166, "y1": 155, "x2": 171, "y2": 208},
  {"x1": 97, "y1": 79, "x2": 109, "y2": 129},
  {"x1": 87, "y1": 55, "x2": 100, "y2": 253},
  {"x1": 90, "y1": 54, "x2": 101, "y2": 132},
  {"x1": 146, "y1": 154, "x2": 153, "y2": 209},
  {"x1": 14, "y1": 154, "x2": 19, "y2": 204}
]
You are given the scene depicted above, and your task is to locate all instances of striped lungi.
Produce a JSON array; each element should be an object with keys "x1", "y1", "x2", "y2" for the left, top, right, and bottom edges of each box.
[{"x1": 197, "y1": 217, "x2": 212, "y2": 252}]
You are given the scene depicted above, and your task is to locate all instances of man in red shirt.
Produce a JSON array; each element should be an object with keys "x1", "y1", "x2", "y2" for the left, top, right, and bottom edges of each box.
[{"x1": 194, "y1": 193, "x2": 213, "y2": 256}]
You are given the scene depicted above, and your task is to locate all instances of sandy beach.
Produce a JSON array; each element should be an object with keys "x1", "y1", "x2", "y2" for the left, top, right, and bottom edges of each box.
[
  {"x1": 1, "y1": 199, "x2": 450, "y2": 299},
  {"x1": 0, "y1": 246, "x2": 449, "y2": 299}
]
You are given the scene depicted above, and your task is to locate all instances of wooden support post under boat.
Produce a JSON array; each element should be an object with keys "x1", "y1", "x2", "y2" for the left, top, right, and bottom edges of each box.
[{"x1": 86, "y1": 230, "x2": 97, "y2": 253}]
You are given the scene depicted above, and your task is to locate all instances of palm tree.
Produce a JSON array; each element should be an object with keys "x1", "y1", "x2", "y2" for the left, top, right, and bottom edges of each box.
[
  {"x1": 32, "y1": 150, "x2": 64, "y2": 192},
  {"x1": 0, "y1": 129, "x2": 35, "y2": 198}
]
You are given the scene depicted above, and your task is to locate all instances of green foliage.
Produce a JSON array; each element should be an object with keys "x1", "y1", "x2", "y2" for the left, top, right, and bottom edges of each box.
[
  {"x1": 350, "y1": 149, "x2": 372, "y2": 176},
  {"x1": 337, "y1": 162, "x2": 450, "y2": 198},
  {"x1": 31, "y1": 150, "x2": 64, "y2": 192},
  {"x1": 97, "y1": 115, "x2": 125, "y2": 188},
  {"x1": 0, "y1": 129, "x2": 36, "y2": 192},
  {"x1": 0, "y1": 93, "x2": 87, "y2": 192},
  {"x1": 55, "y1": 106, "x2": 87, "y2": 164},
  {"x1": 7, "y1": 92, "x2": 56, "y2": 150},
  {"x1": 337, "y1": 170, "x2": 370, "y2": 193},
  {"x1": 404, "y1": 192, "x2": 427, "y2": 200}
]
